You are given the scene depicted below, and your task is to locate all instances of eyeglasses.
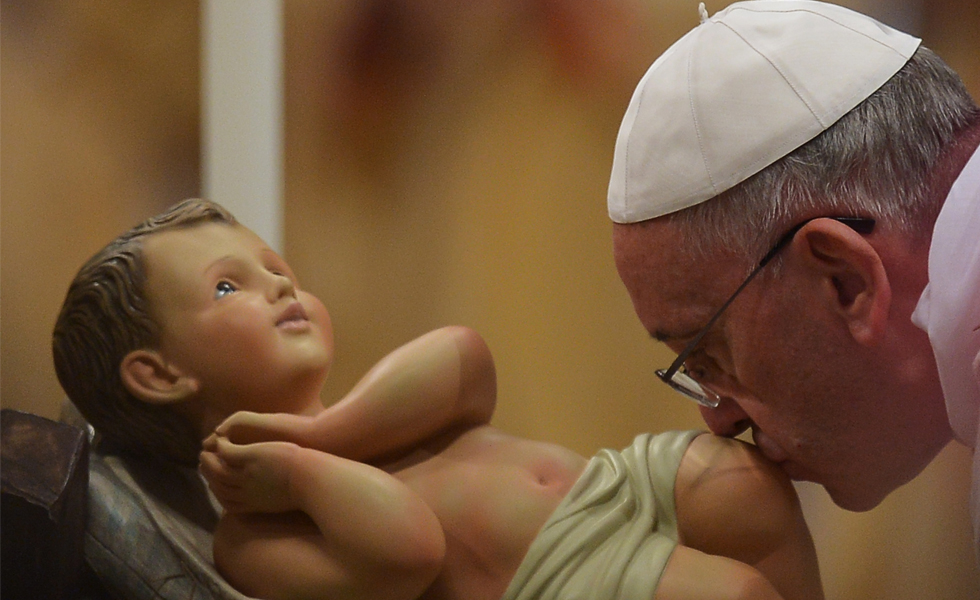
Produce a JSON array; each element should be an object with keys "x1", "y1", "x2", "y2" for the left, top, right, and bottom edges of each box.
[{"x1": 656, "y1": 216, "x2": 876, "y2": 408}]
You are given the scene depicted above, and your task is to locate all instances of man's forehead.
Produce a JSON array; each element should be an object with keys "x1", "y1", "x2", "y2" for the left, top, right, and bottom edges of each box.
[
  {"x1": 614, "y1": 219, "x2": 681, "y2": 259},
  {"x1": 612, "y1": 220, "x2": 707, "y2": 294},
  {"x1": 612, "y1": 220, "x2": 739, "y2": 335}
]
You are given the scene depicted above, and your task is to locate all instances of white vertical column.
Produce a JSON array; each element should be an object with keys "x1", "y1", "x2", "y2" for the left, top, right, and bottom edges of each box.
[{"x1": 202, "y1": 0, "x2": 284, "y2": 252}]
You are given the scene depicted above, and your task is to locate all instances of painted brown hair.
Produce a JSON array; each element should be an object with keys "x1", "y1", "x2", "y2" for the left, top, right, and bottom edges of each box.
[{"x1": 53, "y1": 199, "x2": 237, "y2": 466}]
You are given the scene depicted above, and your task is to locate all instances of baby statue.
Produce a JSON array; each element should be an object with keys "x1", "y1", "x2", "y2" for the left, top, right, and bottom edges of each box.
[{"x1": 54, "y1": 199, "x2": 823, "y2": 600}]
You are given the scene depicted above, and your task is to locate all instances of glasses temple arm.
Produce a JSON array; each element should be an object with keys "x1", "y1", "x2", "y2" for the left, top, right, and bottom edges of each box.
[
  {"x1": 660, "y1": 216, "x2": 874, "y2": 380},
  {"x1": 660, "y1": 260, "x2": 769, "y2": 379}
]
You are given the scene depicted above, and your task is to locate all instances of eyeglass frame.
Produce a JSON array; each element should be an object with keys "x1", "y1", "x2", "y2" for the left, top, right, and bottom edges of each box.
[{"x1": 655, "y1": 216, "x2": 877, "y2": 408}]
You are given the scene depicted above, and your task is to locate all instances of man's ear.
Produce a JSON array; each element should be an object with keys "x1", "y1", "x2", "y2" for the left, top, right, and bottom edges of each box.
[
  {"x1": 794, "y1": 220, "x2": 892, "y2": 346},
  {"x1": 120, "y1": 349, "x2": 200, "y2": 405}
]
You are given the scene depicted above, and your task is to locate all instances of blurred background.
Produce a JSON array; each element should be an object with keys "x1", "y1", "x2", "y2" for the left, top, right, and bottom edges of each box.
[{"x1": 2, "y1": 1, "x2": 978, "y2": 597}]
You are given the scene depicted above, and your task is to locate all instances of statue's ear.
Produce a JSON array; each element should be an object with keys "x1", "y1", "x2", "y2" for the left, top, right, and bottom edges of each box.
[{"x1": 120, "y1": 349, "x2": 200, "y2": 405}]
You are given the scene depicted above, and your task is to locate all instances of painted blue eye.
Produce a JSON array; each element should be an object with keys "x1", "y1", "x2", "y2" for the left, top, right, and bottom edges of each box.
[{"x1": 215, "y1": 281, "x2": 238, "y2": 298}]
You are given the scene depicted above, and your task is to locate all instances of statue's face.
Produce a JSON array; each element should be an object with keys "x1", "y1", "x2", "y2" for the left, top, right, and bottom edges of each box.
[{"x1": 143, "y1": 222, "x2": 334, "y2": 415}]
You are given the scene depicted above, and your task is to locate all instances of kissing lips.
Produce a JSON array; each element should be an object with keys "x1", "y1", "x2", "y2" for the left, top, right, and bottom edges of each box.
[
  {"x1": 752, "y1": 427, "x2": 790, "y2": 464},
  {"x1": 752, "y1": 428, "x2": 813, "y2": 481}
]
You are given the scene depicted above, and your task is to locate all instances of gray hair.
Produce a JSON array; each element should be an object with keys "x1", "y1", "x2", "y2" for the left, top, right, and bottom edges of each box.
[{"x1": 667, "y1": 46, "x2": 980, "y2": 271}]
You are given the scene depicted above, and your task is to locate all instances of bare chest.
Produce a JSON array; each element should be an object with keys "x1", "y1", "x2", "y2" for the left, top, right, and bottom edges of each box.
[{"x1": 388, "y1": 427, "x2": 587, "y2": 599}]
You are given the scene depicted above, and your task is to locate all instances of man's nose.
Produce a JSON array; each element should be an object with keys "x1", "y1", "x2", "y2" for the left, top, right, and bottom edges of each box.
[{"x1": 699, "y1": 398, "x2": 752, "y2": 437}]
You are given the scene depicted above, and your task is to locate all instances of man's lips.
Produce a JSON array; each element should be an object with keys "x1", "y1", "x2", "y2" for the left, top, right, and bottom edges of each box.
[
  {"x1": 276, "y1": 302, "x2": 310, "y2": 329},
  {"x1": 752, "y1": 427, "x2": 790, "y2": 464},
  {"x1": 751, "y1": 428, "x2": 816, "y2": 481}
]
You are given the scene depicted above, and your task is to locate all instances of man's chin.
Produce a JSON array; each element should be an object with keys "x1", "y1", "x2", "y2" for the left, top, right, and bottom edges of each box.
[{"x1": 823, "y1": 482, "x2": 891, "y2": 513}]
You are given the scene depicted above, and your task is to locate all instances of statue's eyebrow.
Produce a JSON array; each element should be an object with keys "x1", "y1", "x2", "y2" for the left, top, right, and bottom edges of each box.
[{"x1": 204, "y1": 255, "x2": 238, "y2": 276}]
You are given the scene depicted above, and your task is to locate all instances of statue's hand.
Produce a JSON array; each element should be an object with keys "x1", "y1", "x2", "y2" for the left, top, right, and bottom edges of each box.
[
  {"x1": 215, "y1": 411, "x2": 316, "y2": 446},
  {"x1": 200, "y1": 436, "x2": 300, "y2": 514}
]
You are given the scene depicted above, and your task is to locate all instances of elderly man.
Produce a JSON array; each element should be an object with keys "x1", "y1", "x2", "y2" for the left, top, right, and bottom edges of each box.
[{"x1": 608, "y1": 0, "x2": 980, "y2": 556}]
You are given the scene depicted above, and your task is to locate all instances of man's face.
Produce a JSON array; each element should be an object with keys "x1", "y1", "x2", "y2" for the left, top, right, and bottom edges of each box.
[
  {"x1": 612, "y1": 219, "x2": 950, "y2": 511},
  {"x1": 142, "y1": 222, "x2": 334, "y2": 416}
]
